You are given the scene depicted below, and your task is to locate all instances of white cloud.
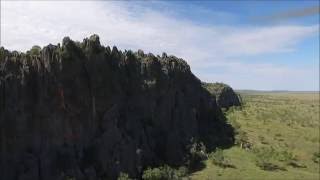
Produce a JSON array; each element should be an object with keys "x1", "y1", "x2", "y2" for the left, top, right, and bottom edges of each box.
[
  {"x1": 220, "y1": 25, "x2": 318, "y2": 56},
  {"x1": 1, "y1": 1, "x2": 318, "y2": 90}
]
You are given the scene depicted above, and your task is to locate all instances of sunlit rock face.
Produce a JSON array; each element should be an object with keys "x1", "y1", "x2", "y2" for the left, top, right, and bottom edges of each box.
[
  {"x1": 0, "y1": 35, "x2": 233, "y2": 180},
  {"x1": 203, "y1": 82, "x2": 241, "y2": 109}
]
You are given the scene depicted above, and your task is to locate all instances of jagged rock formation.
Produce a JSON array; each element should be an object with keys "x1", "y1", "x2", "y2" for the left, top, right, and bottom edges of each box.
[
  {"x1": 0, "y1": 35, "x2": 234, "y2": 180},
  {"x1": 203, "y1": 82, "x2": 241, "y2": 109}
]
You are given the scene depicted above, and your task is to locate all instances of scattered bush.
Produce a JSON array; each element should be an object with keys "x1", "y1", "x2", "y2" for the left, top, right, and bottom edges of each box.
[
  {"x1": 175, "y1": 166, "x2": 189, "y2": 178},
  {"x1": 187, "y1": 140, "x2": 207, "y2": 170},
  {"x1": 287, "y1": 160, "x2": 307, "y2": 168},
  {"x1": 312, "y1": 152, "x2": 320, "y2": 164},
  {"x1": 142, "y1": 166, "x2": 172, "y2": 180},
  {"x1": 230, "y1": 120, "x2": 251, "y2": 149},
  {"x1": 258, "y1": 136, "x2": 268, "y2": 145},
  {"x1": 253, "y1": 147, "x2": 290, "y2": 171},
  {"x1": 117, "y1": 172, "x2": 131, "y2": 180},
  {"x1": 209, "y1": 148, "x2": 235, "y2": 168},
  {"x1": 256, "y1": 161, "x2": 286, "y2": 171},
  {"x1": 209, "y1": 148, "x2": 224, "y2": 165},
  {"x1": 277, "y1": 150, "x2": 296, "y2": 162},
  {"x1": 142, "y1": 165, "x2": 188, "y2": 180},
  {"x1": 274, "y1": 133, "x2": 281, "y2": 137}
]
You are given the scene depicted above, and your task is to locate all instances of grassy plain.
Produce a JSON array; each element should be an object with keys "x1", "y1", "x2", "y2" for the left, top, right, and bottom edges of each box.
[{"x1": 190, "y1": 92, "x2": 320, "y2": 180}]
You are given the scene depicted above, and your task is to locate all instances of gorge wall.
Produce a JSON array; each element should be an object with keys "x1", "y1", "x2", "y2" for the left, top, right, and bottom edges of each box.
[{"x1": 0, "y1": 35, "x2": 234, "y2": 180}]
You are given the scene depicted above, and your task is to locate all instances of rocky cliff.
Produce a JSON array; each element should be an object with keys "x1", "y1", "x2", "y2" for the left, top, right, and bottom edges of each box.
[
  {"x1": 203, "y1": 82, "x2": 241, "y2": 109},
  {"x1": 0, "y1": 35, "x2": 234, "y2": 180}
]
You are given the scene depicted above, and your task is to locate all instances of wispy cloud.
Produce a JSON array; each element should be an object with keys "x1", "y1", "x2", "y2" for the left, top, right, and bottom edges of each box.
[{"x1": 1, "y1": 1, "x2": 318, "y2": 90}]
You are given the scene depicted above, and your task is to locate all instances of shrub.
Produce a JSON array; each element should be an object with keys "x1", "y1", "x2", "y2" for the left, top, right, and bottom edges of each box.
[
  {"x1": 209, "y1": 148, "x2": 224, "y2": 165},
  {"x1": 187, "y1": 141, "x2": 207, "y2": 170},
  {"x1": 142, "y1": 165, "x2": 187, "y2": 180},
  {"x1": 230, "y1": 120, "x2": 251, "y2": 149},
  {"x1": 175, "y1": 166, "x2": 188, "y2": 178},
  {"x1": 258, "y1": 135, "x2": 268, "y2": 145},
  {"x1": 277, "y1": 150, "x2": 296, "y2": 162},
  {"x1": 142, "y1": 167, "x2": 166, "y2": 180},
  {"x1": 117, "y1": 172, "x2": 131, "y2": 180},
  {"x1": 253, "y1": 147, "x2": 287, "y2": 171},
  {"x1": 287, "y1": 160, "x2": 307, "y2": 168},
  {"x1": 256, "y1": 161, "x2": 285, "y2": 171},
  {"x1": 312, "y1": 152, "x2": 320, "y2": 163},
  {"x1": 209, "y1": 148, "x2": 235, "y2": 168}
]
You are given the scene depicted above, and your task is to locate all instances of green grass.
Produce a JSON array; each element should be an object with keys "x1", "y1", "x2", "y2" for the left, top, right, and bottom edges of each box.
[{"x1": 190, "y1": 92, "x2": 319, "y2": 180}]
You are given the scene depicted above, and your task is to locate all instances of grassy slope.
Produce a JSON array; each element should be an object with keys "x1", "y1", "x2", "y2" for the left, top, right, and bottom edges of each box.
[{"x1": 190, "y1": 92, "x2": 320, "y2": 180}]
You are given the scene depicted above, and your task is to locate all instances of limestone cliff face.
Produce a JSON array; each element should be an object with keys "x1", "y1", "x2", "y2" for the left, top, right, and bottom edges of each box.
[
  {"x1": 203, "y1": 82, "x2": 241, "y2": 109},
  {"x1": 0, "y1": 35, "x2": 233, "y2": 180}
]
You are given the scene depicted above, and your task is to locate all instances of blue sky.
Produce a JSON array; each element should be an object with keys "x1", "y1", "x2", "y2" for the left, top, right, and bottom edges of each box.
[{"x1": 1, "y1": 0, "x2": 319, "y2": 91}]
